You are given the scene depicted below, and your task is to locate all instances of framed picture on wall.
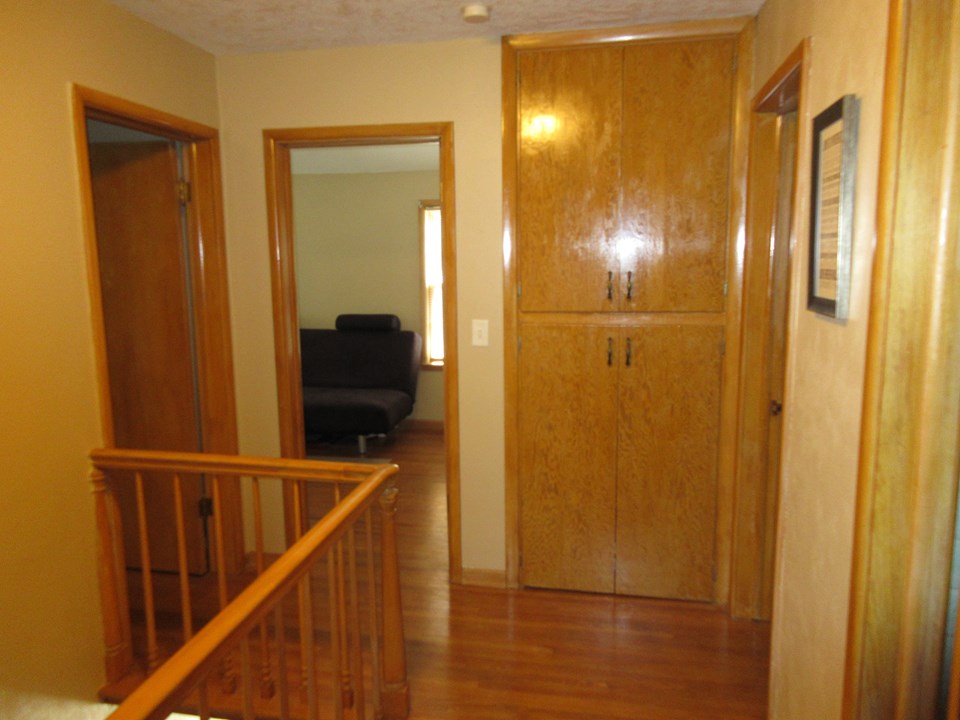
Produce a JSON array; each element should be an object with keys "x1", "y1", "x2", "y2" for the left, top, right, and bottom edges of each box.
[{"x1": 808, "y1": 94, "x2": 860, "y2": 319}]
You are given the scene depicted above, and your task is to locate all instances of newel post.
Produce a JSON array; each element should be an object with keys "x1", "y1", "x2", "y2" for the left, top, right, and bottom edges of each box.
[
  {"x1": 91, "y1": 466, "x2": 133, "y2": 683},
  {"x1": 378, "y1": 486, "x2": 409, "y2": 719}
]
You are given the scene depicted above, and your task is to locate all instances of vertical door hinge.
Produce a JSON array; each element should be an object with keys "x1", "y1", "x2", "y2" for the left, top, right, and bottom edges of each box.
[
  {"x1": 198, "y1": 497, "x2": 213, "y2": 518},
  {"x1": 723, "y1": 281, "x2": 729, "y2": 298},
  {"x1": 177, "y1": 179, "x2": 192, "y2": 205},
  {"x1": 517, "y1": 282, "x2": 522, "y2": 298},
  {"x1": 720, "y1": 338, "x2": 726, "y2": 357}
]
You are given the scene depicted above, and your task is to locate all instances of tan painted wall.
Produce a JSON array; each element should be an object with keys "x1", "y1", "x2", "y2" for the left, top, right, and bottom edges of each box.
[
  {"x1": 0, "y1": 0, "x2": 893, "y2": 714},
  {"x1": 293, "y1": 170, "x2": 444, "y2": 421},
  {"x1": 216, "y1": 39, "x2": 505, "y2": 572},
  {"x1": 753, "y1": 0, "x2": 888, "y2": 717},
  {"x1": 0, "y1": 1, "x2": 219, "y2": 717}
]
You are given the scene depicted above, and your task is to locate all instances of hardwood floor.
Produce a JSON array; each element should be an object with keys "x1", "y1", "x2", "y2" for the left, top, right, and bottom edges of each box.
[{"x1": 307, "y1": 423, "x2": 771, "y2": 720}]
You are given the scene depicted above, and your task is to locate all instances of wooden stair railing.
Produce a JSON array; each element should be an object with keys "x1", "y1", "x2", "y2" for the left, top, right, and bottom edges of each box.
[{"x1": 90, "y1": 448, "x2": 409, "y2": 720}]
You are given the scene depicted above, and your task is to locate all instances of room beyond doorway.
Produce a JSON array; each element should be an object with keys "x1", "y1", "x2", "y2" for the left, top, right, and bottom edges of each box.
[{"x1": 263, "y1": 122, "x2": 463, "y2": 582}]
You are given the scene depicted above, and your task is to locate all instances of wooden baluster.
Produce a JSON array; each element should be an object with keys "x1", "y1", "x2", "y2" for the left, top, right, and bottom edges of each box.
[
  {"x1": 275, "y1": 602, "x2": 290, "y2": 719},
  {"x1": 252, "y1": 476, "x2": 276, "y2": 699},
  {"x1": 134, "y1": 471, "x2": 161, "y2": 673},
  {"x1": 300, "y1": 572, "x2": 319, "y2": 720},
  {"x1": 172, "y1": 472, "x2": 194, "y2": 643},
  {"x1": 211, "y1": 474, "x2": 237, "y2": 694},
  {"x1": 240, "y1": 635, "x2": 254, "y2": 719},
  {"x1": 327, "y1": 542, "x2": 345, "y2": 720},
  {"x1": 91, "y1": 467, "x2": 133, "y2": 683},
  {"x1": 197, "y1": 678, "x2": 210, "y2": 720},
  {"x1": 378, "y1": 486, "x2": 409, "y2": 720},
  {"x1": 109, "y1": 478, "x2": 134, "y2": 669},
  {"x1": 293, "y1": 477, "x2": 317, "y2": 715},
  {"x1": 346, "y1": 520, "x2": 365, "y2": 719},
  {"x1": 363, "y1": 508, "x2": 383, "y2": 718},
  {"x1": 332, "y1": 484, "x2": 357, "y2": 718},
  {"x1": 337, "y1": 537, "x2": 354, "y2": 718}
]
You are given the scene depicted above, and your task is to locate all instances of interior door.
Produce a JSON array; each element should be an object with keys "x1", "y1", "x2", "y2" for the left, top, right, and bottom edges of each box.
[
  {"x1": 616, "y1": 324, "x2": 724, "y2": 600},
  {"x1": 760, "y1": 111, "x2": 797, "y2": 614},
  {"x1": 89, "y1": 135, "x2": 207, "y2": 574},
  {"x1": 518, "y1": 323, "x2": 618, "y2": 592}
]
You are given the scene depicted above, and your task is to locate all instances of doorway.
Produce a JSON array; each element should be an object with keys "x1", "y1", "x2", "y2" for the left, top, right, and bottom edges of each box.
[
  {"x1": 290, "y1": 142, "x2": 445, "y2": 430},
  {"x1": 74, "y1": 86, "x2": 243, "y2": 574},
  {"x1": 264, "y1": 123, "x2": 463, "y2": 581},
  {"x1": 730, "y1": 42, "x2": 806, "y2": 619}
]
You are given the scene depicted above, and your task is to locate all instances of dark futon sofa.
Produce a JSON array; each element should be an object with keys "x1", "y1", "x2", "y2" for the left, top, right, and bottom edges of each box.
[{"x1": 300, "y1": 314, "x2": 422, "y2": 453}]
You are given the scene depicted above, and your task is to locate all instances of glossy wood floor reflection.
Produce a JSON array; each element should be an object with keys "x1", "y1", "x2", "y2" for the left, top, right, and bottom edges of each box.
[{"x1": 307, "y1": 424, "x2": 771, "y2": 720}]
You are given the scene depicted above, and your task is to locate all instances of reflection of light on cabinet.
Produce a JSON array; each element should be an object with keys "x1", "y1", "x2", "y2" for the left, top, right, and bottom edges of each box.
[{"x1": 522, "y1": 113, "x2": 559, "y2": 140}]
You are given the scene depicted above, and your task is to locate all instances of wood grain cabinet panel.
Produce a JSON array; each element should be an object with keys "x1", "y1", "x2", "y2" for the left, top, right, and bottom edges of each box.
[
  {"x1": 518, "y1": 47, "x2": 622, "y2": 312},
  {"x1": 518, "y1": 324, "x2": 619, "y2": 592},
  {"x1": 621, "y1": 38, "x2": 735, "y2": 313},
  {"x1": 616, "y1": 324, "x2": 724, "y2": 600}
]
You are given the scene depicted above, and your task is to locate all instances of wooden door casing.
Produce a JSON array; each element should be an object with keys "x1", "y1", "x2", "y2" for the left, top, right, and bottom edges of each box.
[
  {"x1": 621, "y1": 38, "x2": 735, "y2": 313},
  {"x1": 518, "y1": 323, "x2": 618, "y2": 593},
  {"x1": 90, "y1": 140, "x2": 207, "y2": 574},
  {"x1": 517, "y1": 47, "x2": 622, "y2": 313},
  {"x1": 616, "y1": 323, "x2": 724, "y2": 600}
]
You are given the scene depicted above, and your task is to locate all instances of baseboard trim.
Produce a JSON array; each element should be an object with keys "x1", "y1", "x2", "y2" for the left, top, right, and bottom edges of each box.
[
  {"x1": 405, "y1": 418, "x2": 444, "y2": 433},
  {"x1": 460, "y1": 568, "x2": 507, "y2": 588}
]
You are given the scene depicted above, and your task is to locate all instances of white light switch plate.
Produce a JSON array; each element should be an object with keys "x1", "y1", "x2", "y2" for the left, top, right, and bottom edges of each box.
[{"x1": 472, "y1": 319, "x2": 489, "y2": 347}]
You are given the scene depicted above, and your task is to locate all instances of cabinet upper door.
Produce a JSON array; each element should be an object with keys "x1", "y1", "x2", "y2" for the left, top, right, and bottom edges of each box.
[
  {"x1": 518, "y1": 46, "x2": 622, "y2": 312},
  {"x1": 518, "y1": 323, "x2": 619, "y2": 592},
  {"x1": 620, "y1": 38, "x2": 736, "y2": 313}
]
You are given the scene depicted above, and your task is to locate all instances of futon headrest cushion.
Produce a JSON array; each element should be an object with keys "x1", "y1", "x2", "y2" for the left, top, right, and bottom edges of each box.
[{"x1": 335, "y1": 314, "x2": 401, "y2": 332}]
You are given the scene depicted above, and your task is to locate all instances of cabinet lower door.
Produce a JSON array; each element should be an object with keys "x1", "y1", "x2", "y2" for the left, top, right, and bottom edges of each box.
[
  {"x1": 518, "y1": 324, "x2": 619, "y2": 592},
  {"x1": 616, "y1": 324, "x2": 724, "y2": 600}
]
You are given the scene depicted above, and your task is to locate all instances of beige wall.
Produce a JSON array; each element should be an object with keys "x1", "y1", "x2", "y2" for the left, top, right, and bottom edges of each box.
[
  {"x1": 0, "y1": 0, "x2": 219, "y2": 717},
  {"x1": 216, "y1": 38, "x2": 505, "y2": 571},
  {"x1": 753, "y1": 0, "x2": 888, "y2": 717},
  {"x1": 293, "y1": 170, "x2": 444, "y2": 421},
  {"x1": 0, "y1": 0, "x2": 896, "y2": 716}
]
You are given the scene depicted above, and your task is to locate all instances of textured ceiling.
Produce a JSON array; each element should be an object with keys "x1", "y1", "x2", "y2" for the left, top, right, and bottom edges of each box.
[{"x1": 110, "y1": 0, "x2": 764, "y2": 55}]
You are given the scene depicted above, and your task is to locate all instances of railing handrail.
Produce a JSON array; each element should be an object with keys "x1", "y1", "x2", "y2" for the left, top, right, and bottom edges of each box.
[
  {"x1": 91, "y1": 447, "x2": 392, "y2": 483},
  {"x1": 101, "y1": 451, "x2": 400, "y2": 720}
]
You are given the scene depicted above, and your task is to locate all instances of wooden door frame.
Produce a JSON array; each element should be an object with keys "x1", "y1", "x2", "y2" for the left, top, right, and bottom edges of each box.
[
  {"x1": 501, "y1": 17, "x2": 754, "y2": 598},
  {"x1": 263, "y1": 122, "x2": 463, "y2": 582},
  {"x1": 842, "y1": 0, "x2": 960, "y2": 715},
  {"x1": 72, "y1": 85, "x2": 244, "y2": 572},
  {"x1": 729, "y1": 41, "x2": 808, "y2": 619}
]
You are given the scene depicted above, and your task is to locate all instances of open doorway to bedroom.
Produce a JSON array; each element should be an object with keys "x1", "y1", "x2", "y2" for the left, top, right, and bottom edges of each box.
[{"x1": 264, "y1": 123, "x2": 462, "y2": 582}]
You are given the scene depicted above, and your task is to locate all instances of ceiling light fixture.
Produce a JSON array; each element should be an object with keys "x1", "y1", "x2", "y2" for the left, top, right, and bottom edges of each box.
[{"x1": 461, "y1": 3, "x2": 491, "y2": 23}]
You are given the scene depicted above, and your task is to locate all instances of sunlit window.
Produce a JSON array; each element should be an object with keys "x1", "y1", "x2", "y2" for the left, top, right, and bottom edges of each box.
[{"x1": 420, "y1": 201, "x2": 444, "y2": 366}]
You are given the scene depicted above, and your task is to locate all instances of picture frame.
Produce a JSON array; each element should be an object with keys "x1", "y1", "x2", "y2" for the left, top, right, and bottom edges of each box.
[{"x1": 808, "y1": 94, "x2": 860, "y2": 319}]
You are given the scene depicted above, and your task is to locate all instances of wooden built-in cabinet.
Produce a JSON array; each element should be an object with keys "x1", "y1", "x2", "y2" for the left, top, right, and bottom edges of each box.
[
  {"x1": 517, "y1": 37, "x2": 734, "y2": 314},
  {"x1": 507, "y1": 23, "x2": 747, "y2": 602},
  {"x1": 519, "y1": 323, "x2": 724, "y2": 599}
]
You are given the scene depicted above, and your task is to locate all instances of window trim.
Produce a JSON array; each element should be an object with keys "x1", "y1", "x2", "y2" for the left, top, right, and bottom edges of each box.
[{"x1": 419, "y1": 199, "x2": 444, "y2": 369}]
